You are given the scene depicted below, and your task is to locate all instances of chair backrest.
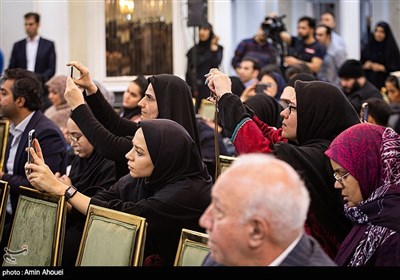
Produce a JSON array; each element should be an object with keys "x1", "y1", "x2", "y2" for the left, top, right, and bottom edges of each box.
[
  {"x1": 75, "y1": 204, "x2": 147, "y2": 266},
  {"x1": 216, "y1": 155, "x2": 236, "y2": 178},
  {"x1": 0, "y1": 119, "x2": 10, "y2": 171},
  {"x1": 0, "y1": 180, "x2": 10, "y2": 241},
  {"x1": 174, "y1": 228, "x2": 210, "y2": 266},
  {"x1": 3, "y1": 186, "x2": 66, "y2": 266},
  {"x1": 199, "y1": 99, "x2": 215, "y2": 121}
]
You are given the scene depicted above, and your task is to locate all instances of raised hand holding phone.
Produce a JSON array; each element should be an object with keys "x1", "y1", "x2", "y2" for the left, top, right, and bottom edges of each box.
[{"x1": 26, "y1": 129, "x2": 36, "y2": 175}]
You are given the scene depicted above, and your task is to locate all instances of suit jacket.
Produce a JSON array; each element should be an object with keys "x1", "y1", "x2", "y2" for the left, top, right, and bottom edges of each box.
[
  {"x1": 2, "y1": 111, "x2": 67, "y2": 213},
  {"x1": 202, "y1": 233, "x2": 337, "y2": 266},
  {"x1": 9, "y1": 37, "x2": 56, "y2": 83}
]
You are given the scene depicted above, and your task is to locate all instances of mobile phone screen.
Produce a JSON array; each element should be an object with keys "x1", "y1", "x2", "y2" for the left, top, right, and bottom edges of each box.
[{"x1": 26, "y1": 129, "x2": 36, "y2": 174}]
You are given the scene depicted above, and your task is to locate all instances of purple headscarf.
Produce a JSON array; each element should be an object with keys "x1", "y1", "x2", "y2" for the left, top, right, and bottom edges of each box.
[{"x1": 325, "y1": 123, "x2": 400, "y2": 266}]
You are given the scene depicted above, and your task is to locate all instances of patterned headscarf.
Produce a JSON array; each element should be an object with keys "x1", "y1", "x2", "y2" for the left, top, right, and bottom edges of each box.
[{"x1": 325, "y1": 123, "x2": 400, "y2": 266}]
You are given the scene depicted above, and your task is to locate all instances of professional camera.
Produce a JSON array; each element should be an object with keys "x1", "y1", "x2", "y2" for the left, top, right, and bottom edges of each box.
[{"x1": 261, "y1": 15, "x2": 286, "y2": 41}]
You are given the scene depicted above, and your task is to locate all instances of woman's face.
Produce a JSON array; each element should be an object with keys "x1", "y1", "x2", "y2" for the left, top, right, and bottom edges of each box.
[
  {"x1": 279, "y1": 87, "x2": 297, "y2": 141},
  {"x1": 330, "y1": 159, "x2": 363, "y2": 207},
  {"x1": 47, "y1": 89, "x2": 63, "y2": 106},
  {"x1": 374, "y1": 26, "x2": 386, "y2": 42},
  {"x1": 138, "y1": 83, "x2": 158, "y2": 120},
  {"x1": 199, "y1": 27, "x2": 211, "y2": 41},
  {"x1": 259, "y1": 74, "x2": 278, "y2": 97},
  {"x1": 125, "y1": 128, "x2": 154, "y2": 178},
  {"x1": 385, "y1": 80, "x2": 400, "y2": 104},
  {"x1": 67, "y1": 118, "x2": 94, "y2": 159},
  {"x1": 122, "y1": 81, "x2": 143, "y2": 109}
]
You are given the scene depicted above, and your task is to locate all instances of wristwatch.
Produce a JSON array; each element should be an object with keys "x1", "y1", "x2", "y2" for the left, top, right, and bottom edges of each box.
[{"x1": 64, "y1": 185, "x2": 78, "y2": 201}]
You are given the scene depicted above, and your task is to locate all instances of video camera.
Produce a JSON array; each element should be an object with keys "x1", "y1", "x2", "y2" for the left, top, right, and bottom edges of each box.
[{"x1": 261, "y1": 15, "x2": 286, "y2": 40}]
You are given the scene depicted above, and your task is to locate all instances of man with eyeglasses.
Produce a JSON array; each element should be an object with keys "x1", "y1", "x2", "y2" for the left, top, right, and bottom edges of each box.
[
  {"x1": 0, "y1": 68, "x2": 67, "y2": 250},
  {"x1": 206, "y1": 68, "x2": 360, "y2": 258}
]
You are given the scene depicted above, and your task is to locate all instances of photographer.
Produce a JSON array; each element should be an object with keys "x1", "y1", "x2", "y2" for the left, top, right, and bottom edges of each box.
[
  {"x1": 231, "y1": 19, "x2": 280, "y2": 73},
  {"x1": 278, "y1": 16, "x2": 325, "y2": 75}
]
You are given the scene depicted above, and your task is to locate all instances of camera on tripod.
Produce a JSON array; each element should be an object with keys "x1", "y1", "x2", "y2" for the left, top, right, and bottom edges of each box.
[{"x1": 261, "y1": 15, "x2": 286, "y2": 40}]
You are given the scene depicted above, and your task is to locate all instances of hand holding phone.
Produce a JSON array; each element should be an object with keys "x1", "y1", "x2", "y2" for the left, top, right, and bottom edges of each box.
[
  {"x1": 255, "y1": 83, "x2": 272, "y2": 95},
  {"x1": 26, "y1": 129, "x2": 36, "y2": 175}
]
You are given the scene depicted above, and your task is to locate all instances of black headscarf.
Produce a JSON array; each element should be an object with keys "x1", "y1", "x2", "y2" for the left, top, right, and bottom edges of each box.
[
  {"x1": 140, "y1": 119, "x2": 209, "y2": 188},
  {"x1": 148, "y1": 74, "x2": 201, "y2": 156},
  {"x1": 295, "y1": 80, "x2": 360, "y2": 145},
  {"x1": 244, "y1": 94, "x2": 283, "y2": 128}
]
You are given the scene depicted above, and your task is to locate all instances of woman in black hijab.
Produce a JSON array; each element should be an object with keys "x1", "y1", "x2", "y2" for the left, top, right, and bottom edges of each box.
[
  {"x1": 27, "y1": 119, "x2": 212, "y2": 266},
  {"x1": 186, "y1": 22, "x2": 223, "y2": 112},
  {"x1": 65, "y1": 61, "x2": 201, "y2": 179},
  {"x1": 244, "y1": 94, "x2": 283, "y2": 128},
  {"x1": 361, "y1": 21, "x2": 400, "y2": 89},
  {"x1": 206, "y1": 69, "x2": 360, "y2": 258}
]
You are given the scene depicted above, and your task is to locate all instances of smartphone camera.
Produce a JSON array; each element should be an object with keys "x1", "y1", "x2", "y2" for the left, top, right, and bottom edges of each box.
[
  {"x1": 26, "y1": 129, "x2": 36, "y2": 175},
  {"x1": 255, "y1": 83, "x2": 272, "y2": 95}
]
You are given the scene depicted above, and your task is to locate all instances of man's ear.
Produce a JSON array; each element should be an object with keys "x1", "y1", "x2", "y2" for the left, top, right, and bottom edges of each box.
[
  {"x1": 15, "y1": 96, "x2": 26, "y2": 107},
  {"x1": 248, "y1": 217, "x2": 268, "y2": 248}
]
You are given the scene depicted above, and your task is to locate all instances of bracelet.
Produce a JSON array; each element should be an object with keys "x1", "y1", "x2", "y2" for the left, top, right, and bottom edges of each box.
[{"x1": 64, "y1": 185, "x2": 78, "y2": 201}]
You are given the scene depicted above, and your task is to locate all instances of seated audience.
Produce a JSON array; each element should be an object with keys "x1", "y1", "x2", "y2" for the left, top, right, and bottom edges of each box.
[
  {"x1": 200, "y1": 153, "x2": 336, "y2": 266},
  {"x1": 118, "y1": 75, "x2": 147, "y2": 122},
  {"x1": 325, "y1": 123, "x2": 400, "y2": 266},
  {"x1": 26, "y1": 118, "x2": 212, "y2": 266},
  {"x1": 205, "y1": 68, "x2": 360, "y2": 258}
]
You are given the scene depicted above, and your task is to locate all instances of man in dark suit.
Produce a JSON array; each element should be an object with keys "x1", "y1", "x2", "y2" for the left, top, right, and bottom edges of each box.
[
  {"x1": 8, "y1": 12, "x2": 56, "y2": 110},
  {"x1": 0, "y1": 68, "x2": 67, "y2": 245},
  {"x1": 199, "y1": 154, "x2": 336, "y2": 266}
]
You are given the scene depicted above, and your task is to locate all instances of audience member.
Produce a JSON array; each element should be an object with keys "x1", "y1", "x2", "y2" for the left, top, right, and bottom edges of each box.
[
  {"x1": 200, "y1": 153, "x2": 336, "y2": 266},
  {"x1": 206, "y1": 68, "x2": 360, "y2": 258},
  {"x1": 186, "y1": 22, "x2": 223, "y2": 113},
  {"x1": 284, "y1": 64, "x2": 312, "y2": 82},
  {"x1": 325, "y1": 123, "x2": 400, "y2": 266},
  {"x1": 0, "y1": 68, "x2": 67, "y2": 246},
  {"x1": 64, "y1": 61, "x2": 201, "y2": 179},
  {"x1": 118, "y1": 75, "x2": 147, "y2": 122},
  {"x1": 280, "y1": 16, "x2": 325, "y2": 75},
  {"x1": 315, "y1": 24, "x2": 347, "y2": 86},
  {"x1": 361, "y1": 97, "x2": 391, "y2": 127},
  {"x1": 338, "y1": 59, "x2": 383, "y2": 113},
  {"x1": 361, "y1": 21, "x2": 400, "y2": 90},
  {"x1": 385, "y1": 75, "x2": 400, "y2": 133},
  {"x1": 244, "y1": 94, "x2": 283, "y2": 128},
  {"x1": 319, "y1": 11, "x2": 346, "y2": 51},
  {"x1": 236, "y1": 56, "x2": 261, "y2": 88},
  {"x1": 231, "y1": 21, "x2": 279, "y2": 71},
  {"x1": 8, "y1": 12, "x2": 56, "y2": 111},
  {"x1": 60, "y1": 117, "x2": 117, "y2": 266},
  {"x1": 26, "y1": 118, "x2": 212, "y2": 266}
]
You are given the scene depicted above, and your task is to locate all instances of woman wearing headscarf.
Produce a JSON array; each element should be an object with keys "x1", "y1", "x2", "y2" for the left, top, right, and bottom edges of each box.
[
  {"x1": 186, "y1": 22, "x2": 223, "y2": 113},
  {"x1": 26, "y1": 118, "x2": 212, "y2": 266},
  {"x1": 61, "y1": 117, "x2": 117, "y2": 266},
  {"x1": 244, "y1": 94, "x2": 283, "y2": 128},
  {"x1": 64, "y1": 61, "x2": 201, "y2": 179},
  {"x1": 44, "y1": 75, "x2": 70, "y2": 131},
  {"x1": 325, "y1": 123, "x2": 400, "y2": 266},
  {"x1": 118, "y1": 75, "x2": 147, "y2": 122},
  {"x1": 206, "y1": 69, "x2": 360, "y2": 258},
  {"x1": 361, "y1": 21, "x2": 400, "y2": 90}
]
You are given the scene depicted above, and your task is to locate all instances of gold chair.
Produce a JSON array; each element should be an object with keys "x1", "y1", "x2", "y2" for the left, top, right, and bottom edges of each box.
[
  {"x1": 198, "y1": 99, "x2": 215, "y2": 121},
  {"x1": 174, "y1": 228, "x2": 210, "y2": 266},
  {"x1": 3, "y1": 186, "x2": 66, "y2": 266},
  {"x1": 75, "y1": 204, "x2": 147, "y2": 266},
  {"x1": 0, "y1": 119, "x2": 10, "y2": 171},
  {"x1": 0, "y1": 180, "x2": 10, "y2": 241},
  {"x1": 216, "y1": 155, "x2": 236, "y2": 178}
]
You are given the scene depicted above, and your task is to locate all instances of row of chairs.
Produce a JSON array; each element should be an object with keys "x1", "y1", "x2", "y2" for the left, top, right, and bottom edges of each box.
[{"x1": 0, "y1": 182, "x2": 210, "y2": 266}]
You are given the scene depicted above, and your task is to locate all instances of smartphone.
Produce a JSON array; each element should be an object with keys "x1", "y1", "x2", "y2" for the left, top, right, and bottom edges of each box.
[
  {"x1": 255, "y1": 83, "x2": 272, "y2": 95},
  {"x1": 70, "y1": 66, "x2": 74, "y2": 78},
  {"x1": 26, "y1": 129, "x2": 36, "y2": 175},
  {"x1": 360, "y1": 102, "x2": 369, "y2": 123}
]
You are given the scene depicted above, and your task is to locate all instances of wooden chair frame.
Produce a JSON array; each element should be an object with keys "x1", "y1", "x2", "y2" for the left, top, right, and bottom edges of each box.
[
  {"x1": 0, "y1": 119, "x2": 10, "y2": 171},
  {"x1": 3, "y1": 186, "x2": 66, "y2": 266},
  {"x1": 216, "y1": 155, "x2": 236, "y2": 178},
  {"x1": 0, "y1": 180, "x2": 10, "y2": 241},
  {"x1": 174, "y1": 228, "x2": 209, "y2": 266}
]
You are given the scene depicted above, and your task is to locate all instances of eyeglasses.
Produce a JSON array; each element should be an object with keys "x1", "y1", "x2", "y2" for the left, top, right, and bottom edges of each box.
[
  {"x1": 333, "y1": 172, "x2": 350, "y2": 183},
  {"x1": 68, "y1": 134, "x2": 85, "y2": 143},
  {"x1": 287, "y1": 104, "x2": 297, "y2": 114}
]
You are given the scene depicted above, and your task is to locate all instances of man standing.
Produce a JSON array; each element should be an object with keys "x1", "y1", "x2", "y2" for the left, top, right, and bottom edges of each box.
[
  {"x1": 0, "y1": 68, "x2": 67, "y2": 244},
  {"x1": 8, "y1": 12, "x2": 56, "y2": 110}
]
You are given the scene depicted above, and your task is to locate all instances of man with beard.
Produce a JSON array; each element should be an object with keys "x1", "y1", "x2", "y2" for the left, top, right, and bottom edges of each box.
[
  {"x1": 338, "y1": 59, "x2": 383, "y2": 114},
  {"x1": 279, "y1": 16, "x2": 325, "y2": 75}
]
